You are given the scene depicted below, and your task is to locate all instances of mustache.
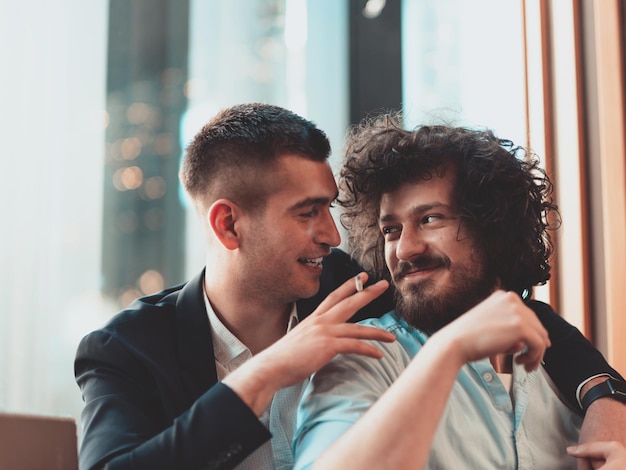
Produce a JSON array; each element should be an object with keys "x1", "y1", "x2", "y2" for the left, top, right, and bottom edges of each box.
[{"x1": 392, "y1": 255, "x2": 451, "y2": 283}]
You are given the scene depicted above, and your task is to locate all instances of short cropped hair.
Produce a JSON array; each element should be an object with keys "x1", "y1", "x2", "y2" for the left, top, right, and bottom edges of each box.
[
  {"x1": 180, "y1": 103, "x2": 331, "y2": 214},
  {"x1": 339, "y1": 113, "x2": 560, "y2": 296}
]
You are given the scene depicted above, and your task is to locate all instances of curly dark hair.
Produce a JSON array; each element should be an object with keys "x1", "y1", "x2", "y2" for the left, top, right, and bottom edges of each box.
[{"x1": 339, "y1": 113, "x2": 561, "y2": 297}]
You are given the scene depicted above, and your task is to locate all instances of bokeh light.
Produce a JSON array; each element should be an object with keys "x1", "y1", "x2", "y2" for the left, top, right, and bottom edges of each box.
[
  {"x1": 138, "y1": 269, "x2": 164, "y2": 295},
  {"x1": 112, "y1": 166, "x2": 144, "y2": 191}
]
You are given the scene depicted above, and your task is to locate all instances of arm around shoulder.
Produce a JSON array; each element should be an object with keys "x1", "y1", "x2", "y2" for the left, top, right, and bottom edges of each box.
[
  {"x1": 75, "y1": 330, "x2": 270, "y2": 470},
  {"x1": 528, "y1": 300, "x2": 623, "y2": 411}
]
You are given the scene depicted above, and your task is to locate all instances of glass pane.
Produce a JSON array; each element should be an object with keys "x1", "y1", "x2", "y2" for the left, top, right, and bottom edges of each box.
[
  {"x1": 401, "y1": 0, "x2": 526, "y2": 144},
  {"x1": 0, "y1": 0, "x2": 109, "y2": 427},
  {"x1": 182, "y1": 0, "x2": 349, "y2": 275},
  {"x1": 0, "y1": 0, "x2": 349, "y2": 435}
]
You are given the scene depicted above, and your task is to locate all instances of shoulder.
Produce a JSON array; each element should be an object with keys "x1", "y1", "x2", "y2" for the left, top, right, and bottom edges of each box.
[
  {"x1": 96, "y1": 284, "x2": 182, "y2": 338},
  {"x1": 358, "y1": 310, "x2": 405, "y2": 331},
  {"x1": 75, "y1": 285, "x2": 184, "y2": 368},
  {"x1": 75, "y1": 272, "x2": 207, "y2": 367},
  {"x1": 525, "y1": 298, "x2": 557, "y2": 315},
  {"x1": 359, "y1": 311, "x2": 429, "y2": 360},
  {"x1": 314, "y1": 312, "x2": 424, "y2": 382}
]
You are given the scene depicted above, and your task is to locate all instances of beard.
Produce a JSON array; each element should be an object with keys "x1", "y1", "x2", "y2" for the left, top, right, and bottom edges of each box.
[{"x1": 393, "y1": 254, "x2": 497, "y2": 335}]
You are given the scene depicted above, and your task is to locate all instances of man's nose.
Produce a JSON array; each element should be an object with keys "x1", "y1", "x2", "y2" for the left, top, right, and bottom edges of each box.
[
  {"x1": 395, "y1": 226, "x2": 427, "y2": 261},
  {"x1": 316, "y1": 209, "x2": 341, "y2": 247}
]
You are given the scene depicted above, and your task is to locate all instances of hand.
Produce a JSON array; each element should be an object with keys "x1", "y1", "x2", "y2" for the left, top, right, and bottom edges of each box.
[
  {"x1": 223, "y1": 273, "x2": 396, "y2": 415},
  {"x1": 568, "y1": 442, "x2": 626, "y2": 470},
  {"x1": 254, "y1": 272, "x2": 396, "y2": 388},
  {"x1": 433, "y1": 290, "x2": 551, "y2": 371}
]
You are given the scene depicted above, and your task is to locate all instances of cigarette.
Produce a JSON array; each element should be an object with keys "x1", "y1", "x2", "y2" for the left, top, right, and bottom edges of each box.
[{"x1": 355, "y1": 275, "x2": 364, "y2": 292}]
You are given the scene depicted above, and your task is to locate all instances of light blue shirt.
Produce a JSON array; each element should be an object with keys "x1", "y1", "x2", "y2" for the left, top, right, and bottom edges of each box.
[{"x1": 293, "y1": 311, "x2": 582, "y2": 469}]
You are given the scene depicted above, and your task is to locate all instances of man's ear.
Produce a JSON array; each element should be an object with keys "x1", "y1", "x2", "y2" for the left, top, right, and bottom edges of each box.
[{"x1": 208, "y1": 199, "x2": 241, "y2": 250}]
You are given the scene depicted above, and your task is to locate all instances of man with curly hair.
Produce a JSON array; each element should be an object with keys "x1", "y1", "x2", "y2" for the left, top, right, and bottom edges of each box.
[{"x1": 293, "y1": 114, "x2": 626, "y2": 469}]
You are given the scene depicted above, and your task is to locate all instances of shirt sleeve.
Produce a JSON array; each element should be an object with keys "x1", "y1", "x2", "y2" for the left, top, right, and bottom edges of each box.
[
  {"x1": 528, "y1": 300, "x2": 623, "y2": 412},
  {"x1": 293, "y1": 340, "x2": 409, "y2": 470}
]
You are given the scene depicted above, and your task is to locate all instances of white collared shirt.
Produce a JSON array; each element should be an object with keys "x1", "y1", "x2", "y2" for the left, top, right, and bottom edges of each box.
[{"x1": 203, "y1": 291, "x2": 303, "y2": 470}]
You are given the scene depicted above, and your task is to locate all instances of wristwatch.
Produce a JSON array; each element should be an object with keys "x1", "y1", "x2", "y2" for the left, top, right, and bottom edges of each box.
[{"x1": 581, "y1": 377, "x2": 626, "y2": 413}]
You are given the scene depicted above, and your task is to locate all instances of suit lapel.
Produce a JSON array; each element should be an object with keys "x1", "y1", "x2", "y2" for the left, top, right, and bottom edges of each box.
[{"x1": 175, "y1": 269, "x2": 219, "y2": 400}]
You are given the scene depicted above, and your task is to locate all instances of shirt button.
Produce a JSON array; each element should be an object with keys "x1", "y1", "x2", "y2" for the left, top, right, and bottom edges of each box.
[{"x1": 483, "y1": 372, "x2": 493, "y2": 382}]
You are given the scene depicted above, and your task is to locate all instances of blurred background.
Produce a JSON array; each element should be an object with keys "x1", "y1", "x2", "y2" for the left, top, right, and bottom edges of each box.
[{"x1": 0, "y1": 0, "x2": 624, "y2": 437}]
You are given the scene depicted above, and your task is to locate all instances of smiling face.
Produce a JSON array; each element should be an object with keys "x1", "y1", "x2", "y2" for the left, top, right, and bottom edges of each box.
[
  {"x1": 238, "y1": 154, "x2": 341, "y2": 304},
  {"x1": 379, "y1": 170, "x2": 497, "y2": 333}
]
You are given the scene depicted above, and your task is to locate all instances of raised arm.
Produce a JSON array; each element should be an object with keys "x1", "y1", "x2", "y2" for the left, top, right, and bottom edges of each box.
[
  {"x1": 314, "y1": 250, "x2": 623, "y2": 410},
  {"x1": 296, "y1": 291, "x2": 550, "y2": 470}
]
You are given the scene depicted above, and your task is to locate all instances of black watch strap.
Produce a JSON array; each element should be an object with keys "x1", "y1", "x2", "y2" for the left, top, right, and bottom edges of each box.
[{"x1": 581, "y1": 378, "x2": 626, "y2": 413}]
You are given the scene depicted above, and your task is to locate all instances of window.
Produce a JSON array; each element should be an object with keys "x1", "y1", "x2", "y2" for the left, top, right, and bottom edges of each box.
[{"x1": 401, "y1": 0, "x2": 526, "y2": 142}]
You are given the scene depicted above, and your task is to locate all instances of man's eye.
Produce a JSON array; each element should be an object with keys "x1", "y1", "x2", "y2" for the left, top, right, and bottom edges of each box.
[
  {"x1": 421, "y1": 214, "x2": 458, "y2": 230},
  {"x1": 300, "y1": 208, "x2": 318, "y2": 218},
  {"x1": 381, "y1": 226, "x2": 400, "y2": 236},
  {"x1": 423, "y1": 215, "x2": 442, "y2": 224}
]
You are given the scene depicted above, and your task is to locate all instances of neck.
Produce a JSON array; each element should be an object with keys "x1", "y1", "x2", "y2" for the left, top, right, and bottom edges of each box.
[{"x1": 205, "y1": 275, "x2": 293, "y2": 354}]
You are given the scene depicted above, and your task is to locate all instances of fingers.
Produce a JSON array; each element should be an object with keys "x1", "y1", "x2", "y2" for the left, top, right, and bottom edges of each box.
[
  {"x1": 504, "y1": 341, "x2": 526, "y2": 355},
  {"x1": 568, "y1": 441, "x2": 625, "y2": 459},
  {"x1": 326, "y1": 324, "x2": 396, "y2": 358},
  {"x1": 313, "y1": 273, "x2": 370, "y2": 313},
  {"x1": 311, "y1": 273, "x2": 389, "y2": 323},
  {"x1": 568, "y1": 442, "x2": 624, "y2": 470},
  {"x1": 514, "y1": 326, "x2": 550, "y2": 371},
  {"x1": 514, "y1": 343, "x2": 544, "y2": 371},
  {"x1": 326, "y1": 279, "x2": 389, "y2": 323},
  {"x1": 491, "y1": 291, "x2": 549, "y2": 371},
  {"x1": 331, "y1": 338, "x2": 387, "y2": 359},
  {"x1": 332, "y1": 323, "x2": 396, "y2": 344},
  {"x1": 513, "y1": 323, "x2": 550, "y2": 371}
]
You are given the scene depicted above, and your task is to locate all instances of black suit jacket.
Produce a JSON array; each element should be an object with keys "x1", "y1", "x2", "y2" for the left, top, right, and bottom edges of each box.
[{"x1": 75, "y1": 249, "x2": 620, "y2": 470}]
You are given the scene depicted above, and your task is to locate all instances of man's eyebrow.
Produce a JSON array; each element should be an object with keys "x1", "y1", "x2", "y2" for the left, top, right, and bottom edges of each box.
[
  {"x1": 379, "y1": 202, "x2": 450, "y2": 224},
  {"x1": 289, "y1": 193, "x2": 338, "y2": 211},
  {"x1": 379, "y1": 213, "x2": 398, "y2": 224}
]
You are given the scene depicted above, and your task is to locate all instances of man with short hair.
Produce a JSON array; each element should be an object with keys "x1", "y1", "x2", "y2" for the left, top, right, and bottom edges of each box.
[
  {"x1": 75, "y1": 103, "x2": 395, "y2": 470},
  {"x1": 293, "y1": 115, "x2": 626, "y2": 469}
]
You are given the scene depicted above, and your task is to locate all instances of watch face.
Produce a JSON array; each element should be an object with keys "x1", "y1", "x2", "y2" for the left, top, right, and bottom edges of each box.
[{"x1": 609, "y1": 378, "x2": 626, "y2": 397}]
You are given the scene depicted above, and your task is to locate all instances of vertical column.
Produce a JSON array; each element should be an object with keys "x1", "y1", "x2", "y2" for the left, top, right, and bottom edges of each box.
[
  {"x1": 348, "y1": 0, "x2": 402, "y2": 125},
  {"x1": 102, "y1": 0, "x2": 189, "y2": 305}
]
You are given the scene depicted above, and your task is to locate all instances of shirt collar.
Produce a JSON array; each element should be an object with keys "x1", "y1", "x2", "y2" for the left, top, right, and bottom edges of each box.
[{"x1": 202, "y1": 286, "x2": 299, "y2": 368}]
